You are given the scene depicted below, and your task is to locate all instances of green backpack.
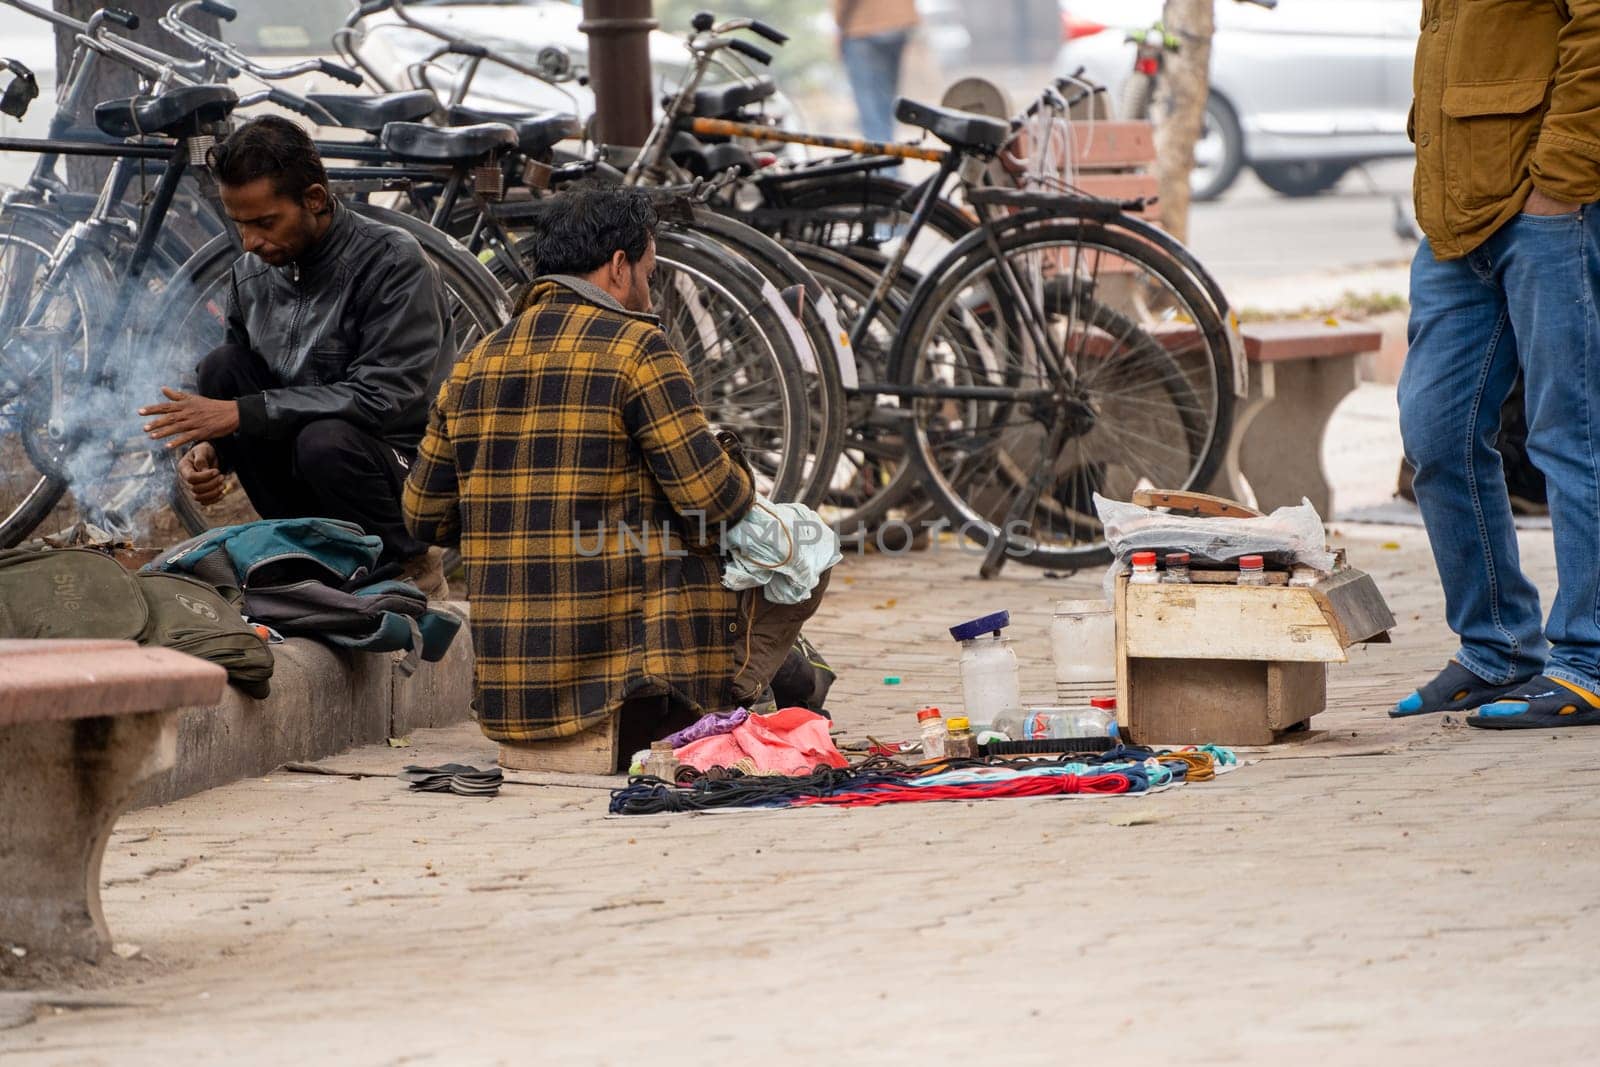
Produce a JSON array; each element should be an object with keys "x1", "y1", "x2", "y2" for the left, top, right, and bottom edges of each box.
[
  {"x1": 136, "y1": 572, "x2": 275, "y2": 699},
  {"x1": 0, "y1": 546, "x2": 274, "y2": 696}
]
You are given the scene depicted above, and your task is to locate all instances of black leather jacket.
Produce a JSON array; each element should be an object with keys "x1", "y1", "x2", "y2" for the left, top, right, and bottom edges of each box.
[{"x1": 224, "y1": 201, "x2": 454, "y2": 450}]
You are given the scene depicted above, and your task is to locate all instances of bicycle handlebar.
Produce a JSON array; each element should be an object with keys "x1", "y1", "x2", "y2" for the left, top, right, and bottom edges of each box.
[
  {"x1": 727, "y1": 38, "x2": 772, "y2": 66},
  {"x1": 317, "y1": 58, "x2": 365, "y2": 86},
  {"x1": 747, "y1": 19, "x2": 788, "y2": 45},
  {"x1": 102, "y1": 7, "x2": 139, "y2": 30}
]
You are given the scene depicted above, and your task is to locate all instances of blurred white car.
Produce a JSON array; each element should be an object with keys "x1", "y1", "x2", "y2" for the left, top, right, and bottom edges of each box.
[
  {"x1": 226, "y1": 0, "x2": 799, "y2": 133},
  {"x1": 1056, "y1": 0, "x2": 1419, "y2": 199}
]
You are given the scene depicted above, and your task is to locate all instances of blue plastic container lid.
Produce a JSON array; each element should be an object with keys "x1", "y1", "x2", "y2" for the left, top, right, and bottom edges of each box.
[{"x1": 949, "y1": 610, "x2": 1010, "y2": 642}]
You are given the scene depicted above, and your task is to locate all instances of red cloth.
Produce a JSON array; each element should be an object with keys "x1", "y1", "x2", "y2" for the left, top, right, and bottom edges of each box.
[{"x1": 674, "y1": 707, "x2": 847, "y2": 775}]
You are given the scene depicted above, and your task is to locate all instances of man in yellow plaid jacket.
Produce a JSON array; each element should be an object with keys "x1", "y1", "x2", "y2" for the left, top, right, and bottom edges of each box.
[{"x1": 402, "y1": 185, "x2": 830, "y2": 761}]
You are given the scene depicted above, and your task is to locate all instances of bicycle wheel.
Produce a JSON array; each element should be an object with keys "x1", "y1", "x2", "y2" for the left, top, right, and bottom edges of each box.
[
  {"x1": 158, "y1": 207, "x2": 512, "y2": 538},
  {"x1": 785, "y1": 241, "x2": 930, "y2": 538},
  {"x1": 0, "y1": 207, "x2": 108, "y2": 545},
  {"x1": 681, "y1": 208, "x2": 846, "y2": 508},
  {"x1": 891, "y1": 216, "x2": 1235, "y2": 571}
]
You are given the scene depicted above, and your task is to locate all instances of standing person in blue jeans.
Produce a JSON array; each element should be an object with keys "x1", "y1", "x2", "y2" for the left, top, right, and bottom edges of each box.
[
  {"x1": 834, "y1": 0, "x2": 918, "y2": 144},
  {"x1": 1395, "y1": 1, "x2": 1600, "y2": 729}
]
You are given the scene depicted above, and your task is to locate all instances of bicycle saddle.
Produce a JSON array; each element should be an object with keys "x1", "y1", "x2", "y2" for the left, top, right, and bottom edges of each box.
[
  {"x1": 691, "y1": 77, "x2": 776, "y2": 119},
  {"x1": 380, "y1": 121, "x2": 518, "y2": 163},
  {"x1": 94, "y1": 84, "x2": 237, "y2": 139},
  {"x1": 445, "y1": 105, "x2": 578, "y2": 157},
  {"x1": 306, "y1": 90, "x2": 437, "y2": 133},
  {"x1": 894, "y1": 97, "x2": 1011, "y2": 154}
]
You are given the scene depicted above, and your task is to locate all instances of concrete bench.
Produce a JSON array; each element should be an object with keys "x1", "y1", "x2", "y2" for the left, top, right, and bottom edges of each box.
[
  {"x1": 1209, "y1": 321, "x2": 1384, "y2": 516},
  {"x1": 0, "y1": 639, "x2": 225, "y2": 960}
]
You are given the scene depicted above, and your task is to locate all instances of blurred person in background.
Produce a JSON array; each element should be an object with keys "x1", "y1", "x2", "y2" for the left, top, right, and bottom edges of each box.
[
  {"x1": 1394, "y1": 1, "x2": 1600, "y2": 731},
  {"x1": 834, "y1": 0, "x2": 919, "y2": 143}
]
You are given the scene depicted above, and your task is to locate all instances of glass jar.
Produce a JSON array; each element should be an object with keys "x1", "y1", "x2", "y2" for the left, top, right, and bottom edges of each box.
[
  {"x1": 1163, "y1": 551, "x2": 1192, "y2": 584},
  {"x1": 1238, "y1": 554, "x2": 1267, "y2": 586},
  {"x1": 945, "y1": 716, "x2": 977, "y2": 759}
]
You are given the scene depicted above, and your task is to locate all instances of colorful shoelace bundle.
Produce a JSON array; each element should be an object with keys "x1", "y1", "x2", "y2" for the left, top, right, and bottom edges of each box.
[{"x1": 607, "y1": 747, "x2": 1232, "y2": 815}]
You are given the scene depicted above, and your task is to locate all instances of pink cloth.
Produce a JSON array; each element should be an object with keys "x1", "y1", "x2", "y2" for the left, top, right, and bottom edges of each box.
[{"x1": 674, "y1": 707, "x2": 847, "y2": 775}]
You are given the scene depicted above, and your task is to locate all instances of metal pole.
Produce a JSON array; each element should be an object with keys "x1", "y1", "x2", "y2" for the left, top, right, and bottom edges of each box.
[{"x1": 579, "y1": 0, "x2": 657, "y2": 151}]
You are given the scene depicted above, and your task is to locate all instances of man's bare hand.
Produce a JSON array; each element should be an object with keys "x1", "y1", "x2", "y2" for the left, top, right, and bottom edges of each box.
[
  {"x1": 139, "y1": 387, "x2": 240, "y2": 449},
  {"x1": 1524, "y1": 188, "x2": 1584, "y2": 216},
  {"x1": 177, "y1": 441, "x2": 228, "y2": 506}
]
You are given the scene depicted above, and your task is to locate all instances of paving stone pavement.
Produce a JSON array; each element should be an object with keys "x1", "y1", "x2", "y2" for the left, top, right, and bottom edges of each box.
[{"x1": 5, "y1": 451, "x2": 1599, "y2": 1062}]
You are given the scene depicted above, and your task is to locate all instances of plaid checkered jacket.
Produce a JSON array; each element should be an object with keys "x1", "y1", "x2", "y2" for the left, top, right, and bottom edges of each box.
[{"x1": 402, "y1": 279, "x2": 756, "y2": 742}]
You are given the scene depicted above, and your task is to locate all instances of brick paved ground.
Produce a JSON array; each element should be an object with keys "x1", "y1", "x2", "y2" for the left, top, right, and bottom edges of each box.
[{"x1": 4, "y1": 393, "x2": 1598, "y2": 1064}]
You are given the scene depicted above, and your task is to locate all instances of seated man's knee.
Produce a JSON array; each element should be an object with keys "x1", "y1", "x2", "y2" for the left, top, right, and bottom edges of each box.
[
  {"x1": 293, "y1": 418, "x2": 363, "y2": 471},
  {"x1": 194, "y1": 344, "x2": 259, "y2": 399}
]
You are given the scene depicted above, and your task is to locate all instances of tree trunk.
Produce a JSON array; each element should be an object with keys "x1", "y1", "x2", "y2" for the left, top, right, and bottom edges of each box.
[
  {"x1": 1152, "y1": 0, "x2": 1214, "y2": 244},
  {"x1": 52, "y1": 0, "x2": 220, "y2": 189}
]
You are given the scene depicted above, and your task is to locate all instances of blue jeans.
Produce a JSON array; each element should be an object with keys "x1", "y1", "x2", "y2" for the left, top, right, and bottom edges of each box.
[
  {"x1": 840, "y1": 30, "x2": 909, "y2": 144},
  {"x1": 1398, "y1": 208, "x2": 1600, "y2": 691}
]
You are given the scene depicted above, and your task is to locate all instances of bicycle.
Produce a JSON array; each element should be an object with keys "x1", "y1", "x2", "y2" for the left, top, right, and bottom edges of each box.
[
  {"x1": 0, "y1": 2, "x2": 510, "y2": 544},
  {"x1": 638, "y1": 15, "x2": 1240, "y2": 571}
]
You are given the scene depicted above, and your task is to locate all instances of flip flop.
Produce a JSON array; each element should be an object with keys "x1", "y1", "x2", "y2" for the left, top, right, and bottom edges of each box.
[
  {"x1": 1467, "y1": 676, "x2": 1600, "y2": 730},
  {"x1": 1390, "y1": 660, "x2": 1527, "y2": 718}
]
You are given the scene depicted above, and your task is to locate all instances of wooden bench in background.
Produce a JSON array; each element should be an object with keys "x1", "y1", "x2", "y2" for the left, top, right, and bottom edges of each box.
[
  {"x1": 0, "y1": 639, "x2": 225, "y2": 959},
  {"x1": 1211, "y1": 321, "x2": 1384, "y2": 517}
]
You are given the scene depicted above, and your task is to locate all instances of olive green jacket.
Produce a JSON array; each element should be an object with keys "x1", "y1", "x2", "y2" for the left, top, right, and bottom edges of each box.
[{"x1": 1412, "y1": 0, "x2": 1600, "y2": 259}]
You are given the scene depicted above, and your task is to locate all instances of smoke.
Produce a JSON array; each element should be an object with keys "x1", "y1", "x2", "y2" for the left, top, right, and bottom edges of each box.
[{"x1": 30, "y1": 290, "x2": 220, "y2": 545}]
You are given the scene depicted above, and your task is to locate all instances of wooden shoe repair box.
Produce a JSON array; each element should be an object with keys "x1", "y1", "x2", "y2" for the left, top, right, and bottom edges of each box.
[{"x1": 1113, "y1": 567, "x2": 1394, "y2": 746}]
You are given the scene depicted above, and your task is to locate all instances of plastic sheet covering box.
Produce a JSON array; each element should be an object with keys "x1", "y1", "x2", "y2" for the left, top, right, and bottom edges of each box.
[{"x1": 1114, "y1": 566, "x2": 1394, "y2": 746}]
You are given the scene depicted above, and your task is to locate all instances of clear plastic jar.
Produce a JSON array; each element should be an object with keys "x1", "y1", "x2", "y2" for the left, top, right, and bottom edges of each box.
[
  {"x1": 1238, "y1": 554, "x2": 1267, "y2": 586},
  {"x1": 917, "y1": 707, "x2": 948, "y2": 760},
  {"x1": 1163, "y1": 551, "x2": 1192, "y2": 584},
  {"x1": 1130, "y1": 550, "x2": 1160, "y2": 585},
  {"x1": 1051, "y1": 598, "x2": 1115, "y2": 706}
]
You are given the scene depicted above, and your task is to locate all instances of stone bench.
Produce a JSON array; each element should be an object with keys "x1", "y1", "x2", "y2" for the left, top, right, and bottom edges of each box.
[
  {"x1": 1210, "y1": 321, "x2": 1383, "y2": 516},
  {"x1": 0, "y1": 639, "x2": 225, "y2": 960}
]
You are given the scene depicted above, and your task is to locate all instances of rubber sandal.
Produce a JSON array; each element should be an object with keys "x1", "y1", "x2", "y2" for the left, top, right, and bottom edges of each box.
[
  {"x1": 1467, "y1": 676, "x2": 1600, "y2": 730},
  {"x1": 1390, "y1": 660, "x2": 1527, "y2": 718}
]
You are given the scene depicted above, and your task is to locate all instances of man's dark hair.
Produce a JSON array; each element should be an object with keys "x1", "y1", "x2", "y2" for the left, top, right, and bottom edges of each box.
[
  {"x1": 208, "y1": 115, "x2": 329, "y2": 202},
  {"x1": 530, "y1": 184, "x2": 658, "y2": 276}
]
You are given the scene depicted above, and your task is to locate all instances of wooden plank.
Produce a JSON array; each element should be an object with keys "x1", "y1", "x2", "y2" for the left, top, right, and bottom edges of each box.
[
  {"x1": 1267, "y1": 661, "x2": 1326, "y2": 730},
  {"x1": 1187, "y1": 569, "x2": 1289, "y2": 586},
  {"x1": 1122, "y1": 582, "x2": 1349, "y2": 663},
  {"x1": 1130, "y1": 488, "x2": 1263, "y2": 518},
  {"x1": 1125, "y1": 658, "x2": 1277, "y2": 747},
  {"x1": 1310, "y1": 568, "x2": 1397, "y2": 648},
  {"x1": 499, "y1": 716, "x2": 620, "y2": 775},
  {"x1": 1069, "y1": 121, "x2": 1157, "y2": 168},
  {"x1": 1115, "y1": 575, "x2": 1131, "y2": 734}
]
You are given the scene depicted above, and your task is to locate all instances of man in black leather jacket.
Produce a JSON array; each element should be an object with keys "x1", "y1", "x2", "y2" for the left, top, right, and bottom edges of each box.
[{"x1": 139, "y1": 117, "x2": 454, "y2": 596}]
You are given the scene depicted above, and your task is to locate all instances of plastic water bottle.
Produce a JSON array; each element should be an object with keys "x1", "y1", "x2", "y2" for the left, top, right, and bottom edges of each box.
[
  {"x1": 995, "y1": 701, "x2": 1119, "y2": 741},
  {"x1": 950, "y1": 611, "x2": 1024, "y2": 727}
]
